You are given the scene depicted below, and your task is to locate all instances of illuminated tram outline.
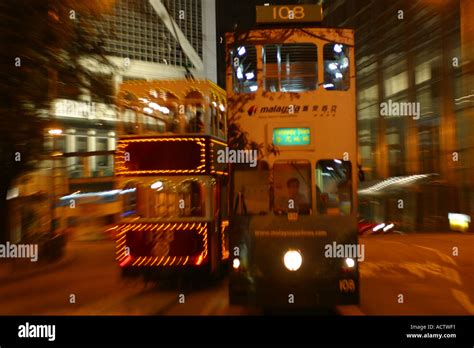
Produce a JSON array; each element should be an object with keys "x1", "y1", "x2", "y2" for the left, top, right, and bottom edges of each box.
[{"x1": 114, "y1": 80, "x2": 230, "y2": 272}]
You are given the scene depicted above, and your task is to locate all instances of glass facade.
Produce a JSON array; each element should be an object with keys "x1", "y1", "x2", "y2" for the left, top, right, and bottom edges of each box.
[
  {"x1": 324, "y1": 0, "x2": 474, "y2": 231},
  {"x1": 103, "y1": 0, "x2": 203, "y2": 67},
  {"x1": 324, "y1": 0, "x2": 462, "y2": 180}
]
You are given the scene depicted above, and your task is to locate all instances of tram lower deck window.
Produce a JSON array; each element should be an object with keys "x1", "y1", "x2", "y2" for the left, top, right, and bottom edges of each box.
[
  {"x1": 316, "y1": 160, "x2": 352, "y2": 215},
  {"x1": 233, "y1": 166, "x2": 270, "y2": 215},
  {"x1": 273, "y1": 161, "x2": 312, "y2": 214},
  {"x1": 127, "y1": 180, "x2": 205, "y2": 219}
]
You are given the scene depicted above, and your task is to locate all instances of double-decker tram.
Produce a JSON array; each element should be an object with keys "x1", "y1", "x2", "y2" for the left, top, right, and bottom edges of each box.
[
  {"x1": 114, "y1": 80, "x2": 230, "y2": 280},
  {"x1": 227, "y1": 4, "x2": 359, "y2": 308}
]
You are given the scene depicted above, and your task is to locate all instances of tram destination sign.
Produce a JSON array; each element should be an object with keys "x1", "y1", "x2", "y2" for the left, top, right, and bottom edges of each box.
[
  {"x1": 256, "y1": 4, "x2": 323, "y2": 24},
  {"x1": 273, "y1": 127, "x2": 311, "y2": 146}
]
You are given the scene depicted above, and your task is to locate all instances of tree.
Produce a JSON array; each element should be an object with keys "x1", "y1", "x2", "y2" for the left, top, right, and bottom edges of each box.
[
  {"x1": 226, "y1": 28, "x2": 285, "y2": 167},
  {"x1": 0, "y1": 0, "x2": 116, "y2": 242}
]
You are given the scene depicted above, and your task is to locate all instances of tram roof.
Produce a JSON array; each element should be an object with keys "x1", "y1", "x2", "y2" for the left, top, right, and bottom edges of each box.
[
  {"x1": 117, "y1": 79, "x2": 226, "y2": 107},
  {"x1": 225, "y1": 27, "x2": 354, "y2": 46}
]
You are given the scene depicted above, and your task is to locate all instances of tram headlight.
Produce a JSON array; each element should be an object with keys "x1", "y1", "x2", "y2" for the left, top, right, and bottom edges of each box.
[
  {"x1": 344, "y1": 258, "x2": 355, "y2": 269},
  {"x1": 232, "y1": 258, "x2": 240, "y2": 270},
  {"x1": 283, "y1": 250, "x2": 302, "y2": 271}
]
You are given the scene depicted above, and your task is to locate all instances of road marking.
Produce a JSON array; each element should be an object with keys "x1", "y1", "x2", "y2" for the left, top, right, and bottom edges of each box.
[
  {"x1": 361, "y1": 261, "x2": 461, "y2": 284},
  {"x1": 451, "y1": 289, "x2": 474, "y2": 314},
  {"x1": 412, "y1": 244, "x2": 457, "y2": 266}
]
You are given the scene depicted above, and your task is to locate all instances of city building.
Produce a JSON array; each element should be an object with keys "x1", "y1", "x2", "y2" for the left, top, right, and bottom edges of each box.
[
  {"x1": 9, "y1": 0, "x2": 218, "y2": 242},
  {"x1": 52, "y1": 0, "x2": 216, "y2": 192},
  {"x1": 323, "y1": 0, "x2": 474, "y2": 231},
  {"x1": 215, "y1": 0, "x2": 473, "y2": 231}
]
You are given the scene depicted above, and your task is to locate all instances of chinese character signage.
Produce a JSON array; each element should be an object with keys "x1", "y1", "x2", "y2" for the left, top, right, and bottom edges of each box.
[{"x1": 273, "y1": 128, "x2": 311, "y2": 146}]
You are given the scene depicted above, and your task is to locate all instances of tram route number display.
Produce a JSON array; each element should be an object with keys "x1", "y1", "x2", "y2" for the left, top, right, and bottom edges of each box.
[{"x1": 255, "y1": 5, "x2": 323, "y2": 24}]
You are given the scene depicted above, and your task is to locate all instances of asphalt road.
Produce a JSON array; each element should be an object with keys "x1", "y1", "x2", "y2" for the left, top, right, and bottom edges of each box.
[
  {"x1": 358, "y1": 232, "x2": 474, "y2": 315},
  {"x1": 0, "y1": 232, "x2": 472, "y2": 315}
]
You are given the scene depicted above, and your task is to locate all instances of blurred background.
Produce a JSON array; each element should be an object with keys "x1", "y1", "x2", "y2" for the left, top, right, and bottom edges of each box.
[
  {"x1": 217, "y1": 0, "x2": 474, "y2": 233},
  {"x1": 1, "y1": 0, "x2": 473, "y2": 255},
  {"x1": 0, "y1": 0, "x2": 472, "y2": 316}
]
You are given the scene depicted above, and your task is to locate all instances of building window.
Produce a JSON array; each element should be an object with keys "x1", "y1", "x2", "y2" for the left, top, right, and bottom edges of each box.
[
  {"x1": 47, "y1": 135, "x2": 66, "y2": 153},
  {"x1": 264, "y1": 43, "x2": 318, "y2": 92},
  {"x1": 76, "y1": 137, "x2": 87, "y2": 152},
  {"x1": 90, "y1": 74, "x2": 115, "y2": 104},
  {"x1": 383, "y1": 57, "x2": 408, "y2": 97},
  {"x1": 123, "y1": 76, "x2": 146, "y2": 82},
  {"x1": 57, "y1": 72, "x2": 81, "y2": 100},
  {"x1": 96, "y1": 138, "x2": 108, "y2": 167},
  {"x1": 75, "y1": 136, "x2": 87, "y2": 166},
  {"x1": 102, "y1": 0, "x2": 202, "y2": 67}
]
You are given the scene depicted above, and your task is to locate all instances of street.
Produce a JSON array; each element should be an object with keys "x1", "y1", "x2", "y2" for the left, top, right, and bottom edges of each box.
[
  {"x1": 359, "y1": 232, "x2": 474, "y2": 315},
  {"x1": 0, "y1": 233, "x2": 472, "y2": 316},
  {"x1": 0, "y1": 241, "x2": 251, "y2": 316}
]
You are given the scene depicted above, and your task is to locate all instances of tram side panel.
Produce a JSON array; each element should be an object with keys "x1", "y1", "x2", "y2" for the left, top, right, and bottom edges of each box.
[{"x1": 114, "y1": 136, "x2": 229, "y2": 279}]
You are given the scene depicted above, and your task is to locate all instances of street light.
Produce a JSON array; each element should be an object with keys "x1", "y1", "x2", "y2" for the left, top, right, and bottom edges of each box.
[{"x1": 48, "y1": 128, "x2": 63, "y2": 136}]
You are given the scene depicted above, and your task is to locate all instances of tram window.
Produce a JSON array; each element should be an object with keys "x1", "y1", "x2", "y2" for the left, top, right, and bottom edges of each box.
[
  {"x1": 323, "y1": 43, "x2": 350, "y2": 91},
  {"x1": 263, "y1": 43, "x2": 318, "y2": 92},
  {"x1": 121, "y1": 182, "x2": 138, "y2": 218},
  {"x1": 316, "y1": 160, "x2": 352, "y2": 215},
  {"x1": 157, "y1": 120, "x2": 166, "y2": 133},
  {"x1": 187, "y1": 105, "x2": 205, "y2": 133},
  {"x1": 210, "y1": 102, "x2": 218, "y2": 136},
  {"x1": 171, "y1": 111, "x2": 188, "y2": 134},
  {"x1": 233, "y1": 167, "x2": 270, "y2": 215},
  {"x1": 146, "y1": 180, "x2": 179, "y2": 218},
  {"x1": 218, "y1": 107, "x2": 226, "y2": 138},
  {"x1": 231, "y1": 45, "x2": 258, "y2": 93},
  {"x1": 273, "y1": 161, "x2": 312, "y2": 215},
  {"x1": 178, "y1": 180, "x2": 205, "y2": 217},
  {"x1": 130, "y1": 180, "x2": 205, "y2": 218}
]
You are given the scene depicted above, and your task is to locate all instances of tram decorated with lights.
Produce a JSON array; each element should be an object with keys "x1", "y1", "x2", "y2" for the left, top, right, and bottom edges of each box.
[{"x1": 114, "y1": 80, "x2": 230, "y2": 279}]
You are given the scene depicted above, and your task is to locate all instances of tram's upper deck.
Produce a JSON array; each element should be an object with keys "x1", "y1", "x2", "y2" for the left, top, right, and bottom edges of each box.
[
  {"x1": 116, "y1": 79, "x2": 228, "y2": 141},
  {"x1": 225, "y1": 28, "x2": 356, "y2": 162}
]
